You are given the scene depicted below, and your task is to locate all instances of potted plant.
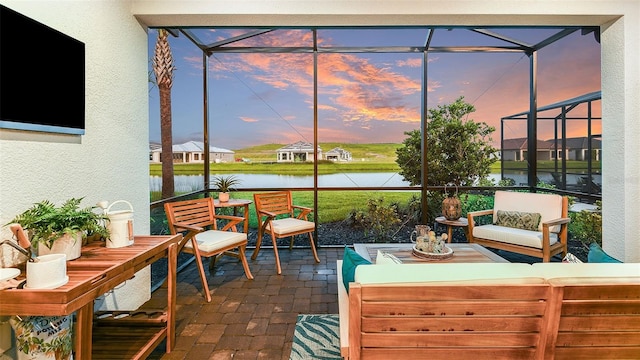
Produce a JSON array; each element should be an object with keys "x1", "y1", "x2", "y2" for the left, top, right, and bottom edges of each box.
[
  {"x1": 210, "y1": 175, "x2": 241, "y2": 202},
  {"x1": 7, "y1": 198, "x2": 109, "y2": 260}
]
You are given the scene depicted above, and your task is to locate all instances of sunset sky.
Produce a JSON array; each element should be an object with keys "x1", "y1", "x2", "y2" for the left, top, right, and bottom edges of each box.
[{"x1": 148, "y1": 27, "x2": 601, "y2": 150}]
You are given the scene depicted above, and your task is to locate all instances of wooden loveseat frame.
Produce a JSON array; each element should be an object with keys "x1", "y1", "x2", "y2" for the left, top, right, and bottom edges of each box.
[{"x1": 337, "y1": 262, "x2": 640, "y2": 360}]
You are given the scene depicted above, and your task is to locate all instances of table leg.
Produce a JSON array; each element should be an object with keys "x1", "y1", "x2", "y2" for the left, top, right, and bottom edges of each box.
[
  {"x1": 166, "y1": 242, "x2": 177, "y2": 352},
  {"x1": 75, "y1": 301, "x2": 93, "y2": 359},
  {"x1": 242, "y1": 204, "x2": 249, "y2": 234},
  {"x1": 447, "y1": 226, "x2": 453, "y2": 243}
]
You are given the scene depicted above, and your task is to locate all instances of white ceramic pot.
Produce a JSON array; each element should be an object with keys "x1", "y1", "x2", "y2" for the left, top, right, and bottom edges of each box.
[
  {"x1": 37, "y1": 231, "x2": 82, "y2": 261},
  {"x1": 26, "y1": 254, "x2": 68, "y2": 289}
]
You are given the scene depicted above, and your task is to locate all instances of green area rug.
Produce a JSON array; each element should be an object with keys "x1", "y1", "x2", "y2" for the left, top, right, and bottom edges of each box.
[{"x1": 289, "y1": 314, "x2": 341, "y2": 360}]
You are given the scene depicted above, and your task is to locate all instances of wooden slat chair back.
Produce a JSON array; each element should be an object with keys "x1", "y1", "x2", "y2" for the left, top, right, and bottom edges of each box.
[
  {"x1": 164, "y1": 197, "x2": 253, "y2": 302},
  {"x1": 349, "y1": 281, "x2": 553, "y2": 360},
  {"x1": 252, "y1": 191, "x2": 320, "y2": 274},
  {"x1": 545, "y1": 277, "x2": 640, "y2": 360}
]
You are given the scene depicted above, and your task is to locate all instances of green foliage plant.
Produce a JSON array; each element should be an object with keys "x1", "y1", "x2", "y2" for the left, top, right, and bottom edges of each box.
[
  {"x1": 347, "y1": 197, "x2": 401, "y2": 242},
  {"x1": 569, "y1": 200, "x2": 602, "y2": 247},
  {"x1": 8, "y1": 198, "x2": 109, "y2": 250},
  {"x1": 209, "y1": 175, "x2": 242, "y2": 193},
  {"x1": 396, "y1": 96, "x2": 498, "y2": 189}
]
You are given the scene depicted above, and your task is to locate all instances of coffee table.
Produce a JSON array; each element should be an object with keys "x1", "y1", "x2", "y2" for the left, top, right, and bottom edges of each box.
[{"x1": 354, "y1": 243, "x2": 509, "y2": 263}]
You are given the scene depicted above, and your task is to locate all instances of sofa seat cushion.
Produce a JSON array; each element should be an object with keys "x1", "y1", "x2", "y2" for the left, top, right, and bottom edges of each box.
[
  {"x1": 531, "y1": 262, "x2": 640, "y2": 279},
  {"x1": 473, "y1": 224, "x2": 558, "y2": 249},
  {"x1": 354, "y1": 263, "x2": 538, "y2": 285},
  {"x1": 187, "y1": 230, "x2": 247, "y2": 252},
  {"x1": 266, "y1": 218, "x2": 315, "y2": 236}
]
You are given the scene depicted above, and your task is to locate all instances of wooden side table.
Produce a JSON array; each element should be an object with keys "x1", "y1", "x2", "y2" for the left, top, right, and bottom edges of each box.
[
  {"x1": 435, "y1": 216, "x2": 469, "y2": 243},
  {"x1": 214, "y1": 198, "x2": 252, "y2": 234}
]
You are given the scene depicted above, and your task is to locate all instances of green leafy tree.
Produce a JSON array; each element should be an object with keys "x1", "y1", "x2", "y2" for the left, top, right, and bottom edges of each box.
[{"x1": 396, "y1": 97, "x2": 498, "y2": 189}]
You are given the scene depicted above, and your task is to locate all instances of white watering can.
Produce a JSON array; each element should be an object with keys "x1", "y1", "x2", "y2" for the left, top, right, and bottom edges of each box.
[{"x1": 102, "y1": 200, "x2": 134, "y2": 248}]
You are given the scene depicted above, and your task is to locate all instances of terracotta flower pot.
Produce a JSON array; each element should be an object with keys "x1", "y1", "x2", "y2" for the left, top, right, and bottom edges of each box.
[{"x1": 218, "y1": 192, "x2": 230, "y2": 202}]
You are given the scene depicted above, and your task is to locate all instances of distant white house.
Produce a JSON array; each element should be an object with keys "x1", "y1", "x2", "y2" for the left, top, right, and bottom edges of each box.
[
  {"x1": 150, "y1": 140, "x2": 234, "y2": 163},
  {"x1": 325, "y1": 147, "x2": 352, "y2": 162},
  {"x1": 276, "y1": 141, "x2": 322, "y2": 162},
  {"x1": 502, "y1": 137, "x2": 601, "y2": 161}
]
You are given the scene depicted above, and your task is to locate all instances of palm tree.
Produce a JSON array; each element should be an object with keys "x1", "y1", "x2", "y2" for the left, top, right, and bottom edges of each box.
[{"x1": 153, "y1": 29, "x2": 175, "y2": 199}]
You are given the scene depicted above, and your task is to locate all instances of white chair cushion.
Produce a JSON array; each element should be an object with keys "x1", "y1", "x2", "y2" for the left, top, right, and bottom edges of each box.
[
  {"x1": 266, "y1": 218, "x2": 315, "y2": 236},
  {"x1": 493, "y1": 191, "x2": 563, "y2": 232},
  {"x1": 184, "y1": 230, "x2": 247, "y2": 252},
  {"x1": 473, "y1": 224, "x2": 558, "y2": 249}
]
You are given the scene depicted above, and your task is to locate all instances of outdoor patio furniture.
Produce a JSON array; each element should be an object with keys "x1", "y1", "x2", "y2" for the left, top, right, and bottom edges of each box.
[
  {"x1": 252, "y1": 190, "x2": 320, "y2": 274},
  {"x1": 337, "y1": 260, "x2": 640, "y2": 360},
  {"x1": 467, "y1": 190, "x2": 571, "y2": 262},
  {"x1": 164, "y1": 197, "x2": 253, "y2": 302}
]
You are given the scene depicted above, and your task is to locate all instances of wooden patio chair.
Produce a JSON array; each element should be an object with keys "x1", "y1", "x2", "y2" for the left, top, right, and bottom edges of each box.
[
  {"x1": 164, "y1": 197, "x2": 253, "y2": 302},
  {"x1": 252, "y1": 191, "x2": 320, "y2": 274}
]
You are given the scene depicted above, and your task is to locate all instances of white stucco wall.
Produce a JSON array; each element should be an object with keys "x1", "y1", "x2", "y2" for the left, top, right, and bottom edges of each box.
[
  {"x1": 0, "y1": 1, "x2": 637, "y2": 263},
  {"x1": 0, "y1": 0, "x2": 152, "y2": 311},
  {"x1": 0, "y1": 0, "x2": 150, "y2": 237}
]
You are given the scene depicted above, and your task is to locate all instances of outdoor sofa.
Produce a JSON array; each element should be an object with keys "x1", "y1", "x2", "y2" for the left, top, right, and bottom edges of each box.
[
  {"x1": 467, "y1": 190, "x2": 571, "y2": 262},
  {"x1": 337, "y1": 259, "x2": 640, "y2": 360}
]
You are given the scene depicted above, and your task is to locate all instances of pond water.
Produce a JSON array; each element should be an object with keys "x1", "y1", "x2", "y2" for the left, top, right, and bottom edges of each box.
[
  {"x1": 149, "y1": 171, "x2": 601, "y2": 193},
  {"x1": 150, "y1": 172, "x2": 411, "y2": 193}
]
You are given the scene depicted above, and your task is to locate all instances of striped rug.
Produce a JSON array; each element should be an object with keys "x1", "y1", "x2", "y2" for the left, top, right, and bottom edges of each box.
[{"x1": 289, "y1": 314, "x2": 341, "y2": 360}]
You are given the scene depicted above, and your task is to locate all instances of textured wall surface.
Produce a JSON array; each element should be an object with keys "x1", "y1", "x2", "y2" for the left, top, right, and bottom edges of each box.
[
  {"x1": 0, "y1": 0, "x2": 151, "y2": 308},
  {"x1": 0, "y1": 0, "x2": 150, "y2": 236}
]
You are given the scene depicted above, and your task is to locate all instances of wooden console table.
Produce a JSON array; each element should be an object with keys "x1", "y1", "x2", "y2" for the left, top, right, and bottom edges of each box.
[{"x1": 0, "y1": 234, "x2": 180, "y2": 359}]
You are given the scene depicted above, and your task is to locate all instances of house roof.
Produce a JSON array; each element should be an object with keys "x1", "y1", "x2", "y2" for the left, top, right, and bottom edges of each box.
[
  {"x1": 548, "y1": 137, "x2": 602, "y2": 149},
  {"x1": 277, "y1": 141, "x2": 322, "y2": 152},
  {"x1": 326, "y1": 147, "x2": 350, "y2": 154},
  {"x1": 503, "y1": 136, "x2": 601, "y2": 150},
  {"x1": 151, "y1": 140, "x2": 234, "y2": 153},
  {"x1": 502, "y1": 137, "x2": 553, "y2": 150}
]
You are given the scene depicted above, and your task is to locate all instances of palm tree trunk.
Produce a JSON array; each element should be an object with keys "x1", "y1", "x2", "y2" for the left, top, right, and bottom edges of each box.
[{"x1": 153, "y1": 29, "x2": 175, "y2": 199}]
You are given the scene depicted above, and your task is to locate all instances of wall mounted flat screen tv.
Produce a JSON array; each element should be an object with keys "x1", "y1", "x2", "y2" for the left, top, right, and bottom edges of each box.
[{"x1": 0, "y1": 5, "x2": 85, "y2": 135}]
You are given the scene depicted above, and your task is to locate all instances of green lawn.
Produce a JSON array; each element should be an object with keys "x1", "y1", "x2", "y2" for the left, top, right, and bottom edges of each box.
[{"x1": 150, "y1": 190, "x2": 420, "y2": 235}]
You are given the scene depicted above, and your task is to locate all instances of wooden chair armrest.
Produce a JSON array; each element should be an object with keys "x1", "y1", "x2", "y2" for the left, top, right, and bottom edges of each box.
[
  {"x1": 292, "y1": 205, "x2": 313, "y2": 212},
  {"x1": 467, "y1": 209, "x2": 493, "y2": 223},
  {"x1": 468, "y1": 209, "x2": 493, "y2": 218},
  {"x1": 542, "y1": 217, "x2": 571, "y2": 227},
  {"x1": 173, "y1": 222, "x2": 206, "y2": 233},
  {"x1": 213, "y1": 214, "x2": 244, "y2": 232},
  {"x1": 292, "y1": 205, "x2": 313, "y2": 219},
  {"x1": 257, "y1": 209, "x2": 277, "y2": 218}
]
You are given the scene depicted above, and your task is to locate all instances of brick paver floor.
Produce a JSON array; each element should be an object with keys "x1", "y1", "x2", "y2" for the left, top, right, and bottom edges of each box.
[{"x1": 149, "y1": 246, "x2": 342, "y2": 360}]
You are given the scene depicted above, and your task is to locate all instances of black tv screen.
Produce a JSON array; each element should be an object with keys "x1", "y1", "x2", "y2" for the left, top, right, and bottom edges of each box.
[{"x1": 0, "y1": 5, "x2": 85, "y2": 135}]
